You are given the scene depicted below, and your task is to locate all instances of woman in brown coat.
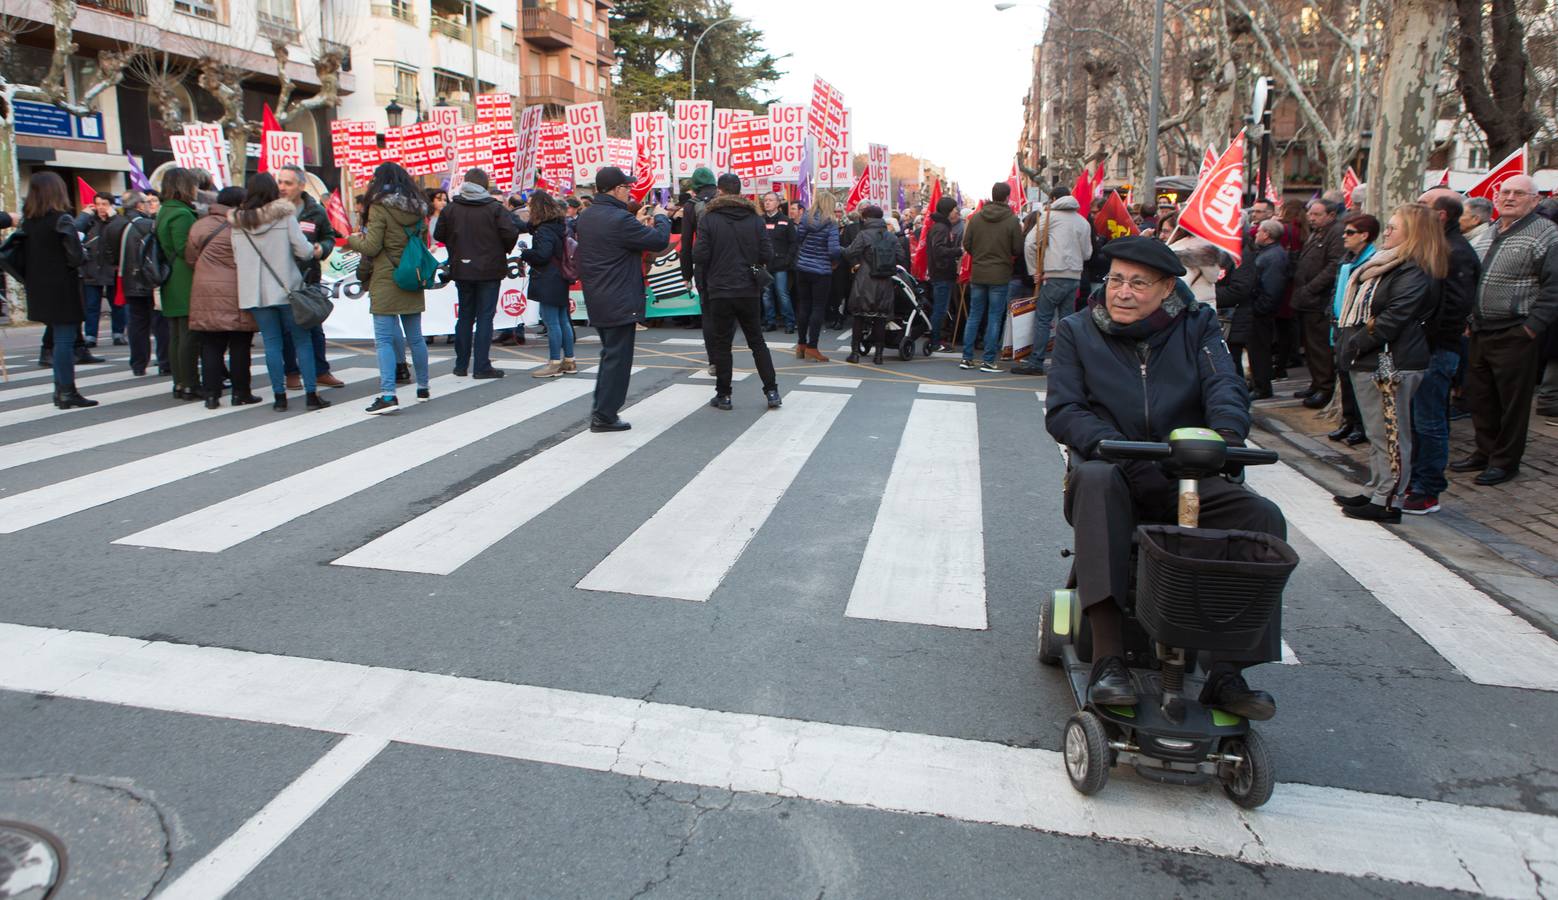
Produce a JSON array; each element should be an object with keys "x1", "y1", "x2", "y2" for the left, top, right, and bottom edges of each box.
[{"x1": 187, "y1": 186, "x2": 260, "y2": 408}]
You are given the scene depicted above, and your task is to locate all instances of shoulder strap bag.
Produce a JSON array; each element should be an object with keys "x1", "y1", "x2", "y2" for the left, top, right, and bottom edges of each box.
[{"x1": 240, "y1": 229, "x2": 334, "y2": 330}]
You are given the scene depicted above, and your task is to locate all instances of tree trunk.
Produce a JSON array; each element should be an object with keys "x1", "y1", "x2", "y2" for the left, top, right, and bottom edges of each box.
[
  {"x1": 1455, "y1": 0, "x2": 1538, "y2": 162},
  {"x1": 1370, "y1": 0, "x2": 1452, "y2": 215}
]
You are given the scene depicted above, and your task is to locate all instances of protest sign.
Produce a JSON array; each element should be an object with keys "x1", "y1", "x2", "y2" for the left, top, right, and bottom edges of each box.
[
  {"x1": 672, "y1": 99, "x2": 713, "y2": 178},
  {"x1": 491, "y1": 131, "x2": 519, "y2": 190},
  {"x1": 730, "y1": 115, "x2": 774, "y2": 184},
  {"x1": 182, "y1": 122, "x2": 230, "y2": 187},
  {"x1": 806, "y1": 77, "x2": 847, "y2": 152},
  {"x1": 867, "y1": 143, "x2": 890, "y2": 209},
  {"x1": 170, "y1": 134, "x2": 223, "y2": 179},
  {"x1": 630, "y1": 110, "x2": 672, "y2": 189},
  {"x1": 263, "y1": 131, "x2": 303, "y2": 170},
  {"x1": 475, "y1": 92, "x2": 513, "y2": 126},
  {"x1": 607, "y1": 136, "x2": 636, "y2": 173},
  {"x1": 819, "y1": 109, "x2": 852, "y2": 187},
  {"x1": 768, "y1": 104, "x2": 806, "y2": 183},
  {"x1": 516, "y1": 104, "x2": 544, "y2": 191},
  {"x1": 564, "y1": 101, "x2": 608, "y2": 184}
]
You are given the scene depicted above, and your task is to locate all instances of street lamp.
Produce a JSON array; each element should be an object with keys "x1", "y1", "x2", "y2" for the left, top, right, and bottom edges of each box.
[
  {"x1": 384, "y1": 98, "x2": 404, "y2": 128},
  {"x1": 689, "y1": 16, "x2": 746, "y2": 101}
]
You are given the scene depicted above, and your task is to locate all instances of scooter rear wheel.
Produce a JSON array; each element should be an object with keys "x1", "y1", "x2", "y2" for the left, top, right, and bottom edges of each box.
[
  {"x1": 1220, "y1": 728, "x2": 1274, "y2": 809},
  {"x1": 1063, "y1": 712, "x2": 1111, "y2": 795}
]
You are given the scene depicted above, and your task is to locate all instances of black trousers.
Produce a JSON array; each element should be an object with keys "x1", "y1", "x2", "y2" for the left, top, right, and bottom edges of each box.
[
  {"x1": 1465, "y1": 324, "x2": 1542, "y2": 469},
  {"x1": 125, "y1": 295, "x2": 169, "y2": 373},
  {"x1": 1299, "y1": 310, "x2": 1335, "y2": 396},
  {"x1": 793, "y1": 271, "x2": 831, "y2": 348},
  {"x1": 591, "y1": 323, "x2": 637, "y2": 424},
  {"x1": 707, "y1": 294, "x2": 778, "y2": 396},
  {"x1": 1244, "y1": 316, "x2": 1275, "y2": 394},
  {"x1": 1063, "y1": 460, "x2": 1286, "y2": 667},
  {"x1": 200, "y1": 330, "x2": 253, "y2": 398}
]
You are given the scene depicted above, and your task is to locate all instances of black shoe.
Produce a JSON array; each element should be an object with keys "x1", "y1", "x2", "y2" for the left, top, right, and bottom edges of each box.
[
  {"x1": 416, "y1": 388, "x2": 431, "y2": 402},
  {"x1": 159, "y1": 366, "x2": 172, "y2": 376},
  {"x1": 873, "y1": 346, "x2": 884, "y2": 365},
  {"x1": 762, "y1": 322, "x2": 776, "y2": 332},
  {"x1": 1301, "y1": 393, "x2": 1332, "y2": 410},
  {"x1": 1343, "y1": 430, "x2": 1368, "y2": 446},
  {"x1": 113, "y1": 336, "x2": 127, "y2": 346},
  {"x1": 395, "y1": 363, "x2": 412, "y2": 385},
  {"x1": 1332, "y1": 493, "x2": 1371, "y2": 507},
  {"x1": 590, "y1": 418, "x2": 631, "y2": 433},
  {"x1": 132, "y1": 368, "x2": 146, "y2": 377},
  {"x1": 710, "y1": 394, "x2": 733, "y2": 411},
  {"x1": 1291, "y1": 389, "x2": 1312, "y2": 399},
  {"x1": 765, "y1": 388, "x2": 782, "y2": 409},
  {"x1": 54, "y1": 388, "x2": 99, "y2": 409},
  {"x1": 365, "y1": 396, "x2": 400, "y2": 415},
  {"x1": 1010, "y1": 364, "x2": 1045, "y2": 376},
  {"x1": 1449, "y1": 455, "x2": 1489, "y2": 473},
  {"x1": 232, "y1": 393, "x2": 262, "y2": 405},
  {"x1": 784, "y1": 325, "x2": 795, "y2": 335},
  {"x1": 1250, "y1": 387, "x2": 1273, "y2": 400},
  {"x1": 273, "y1": 393, "x2": 288, "y2": 411},
  {"x1": 85, "y1": 339, "x2": 98, "y2": 348},
  {"x1": 1474, "y1": 465, "x2": 1518, "y2": 486},
  {"x1": 1342, "y1": 502, "x2": 1401, "y2": 523},
  {"x1": 845, "y1": 352, "x2": 861, "y2": 364},
  {"x1": 472, "y1": 368, "x2": 506, "y2": 379},
  {"x1": 493, "y1": 332, "x2": 516, "y2": 346},
  {"x1": 305, "y1": 391, "x2": 330, "y2": 410},
  {"x1": 76, "y1": 351, "x2": 105, "y2": 364},
  {"x1": 959, "y1": 359, "x2": 976, "y2": 370},
  {"x1": 1201, "y1": 668, "x2": 1276, "y2": 721},
  {"x1": 204, "y1": 395, "x2": 221, "y2": 409},
  {"x1": 453, "y1": 367, "x2": 468, "y2": 377},
  {"x1": 1326, "y1": 425, "x2": 1352, "y2": 442},
  {"x1": 1273, "y1": 367, "x2": 1288, "y2": 379},
  {"x1": 1087, "y1": 656, "x2": 1138, "y2": 707}
]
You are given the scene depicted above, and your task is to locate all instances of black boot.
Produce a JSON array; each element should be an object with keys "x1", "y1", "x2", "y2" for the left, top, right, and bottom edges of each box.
[
  {"x1": 54, "y1": 387, "x2": 99, "y2": 409},
  {"x1": 1087, "y1": 656, "x2": 1138, "y2": 707},
  {"x1": 273, "y1": 392, "x2": 288, "y2": 411},
  {"x1": 305, "y1": 391, "x2": 330, "y2": 410},
  {"x1": 1200, "y1": 666, "x2": 1276, "y2": 721}
]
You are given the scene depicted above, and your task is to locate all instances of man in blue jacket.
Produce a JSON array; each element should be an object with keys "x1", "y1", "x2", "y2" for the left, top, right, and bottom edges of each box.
[{"x1": 576, "y1": 166, "x2": 671, "y2": 432}]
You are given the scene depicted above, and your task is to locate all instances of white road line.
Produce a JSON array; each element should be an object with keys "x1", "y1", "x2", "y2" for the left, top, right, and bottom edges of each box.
[
  {"x1": 118, "y1": 378, "x2": 595, "y2": 553},
  {"x1": 0, "y1": 368, "x2": 146, "y2": 402},
  {"x1": 1246, "y1": 461, "x2": 1558, "y2": 691},
  {"x1": 0, "y1": 373, "x2": 486, "y2": 535},
  {"x1": 579, "y1": 390, "x2": 849, "y2": 601},
  {"x1": 762, "y1": 342, "x2": 796, "y2": 351},
  {"x1": 0, "y1": 362, "x2": 111, "y2": 388},
  {"x1": 689, "y1": 370, "x2": 751, "y2": 382},
  {"x1": 659, "y1": 338, "x2": 706, "y2": 346},
  {"x1": 332, "y1": 383, "x2": 708, "y2": 575},
  {"x1": 155, "y1": 734, "x2": 386, "y2": 900},
  {"x1": 580, "y1": 365, "x2": 647, "y2": 375},
  {"x1": 0, "y1": 623, "x2": 1547, "y2": 899},
  {"x1": 799, "y1": 376, "x2": 860, "y2": 389},
  {"x1": 847, "y1": 399, "x2": 986, "y2": 629},
  {"x1": 0, "y1": 369, "x2": 378, "y2": 472},
  {"x1": 0, "y1": 382, "x2": 172, "y2": 430},
  {"x1": 917, "y1": 384, "x2": 975, "y2": 397},
  {"x1": 1279, "y1": 639, "x2": 1299, "y2": 665}
]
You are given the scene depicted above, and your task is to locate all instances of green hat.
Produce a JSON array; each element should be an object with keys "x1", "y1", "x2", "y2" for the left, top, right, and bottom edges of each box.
[{"x1": 691, "y1": 167, "x2": 716, "y2": 189}]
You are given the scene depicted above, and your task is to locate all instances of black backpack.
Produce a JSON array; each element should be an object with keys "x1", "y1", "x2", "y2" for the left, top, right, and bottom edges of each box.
[
  {"x1": 137, "y1": 228, "x2": 171, "y2": 287},
  {"x1": 869, "y1": 230, "x2": 898, "y2": 278}
]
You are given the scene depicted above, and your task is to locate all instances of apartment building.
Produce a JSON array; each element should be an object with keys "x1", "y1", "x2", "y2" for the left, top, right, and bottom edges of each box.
[{"x1": 517, "y1": 0, "x2": 615, "y2": 121}]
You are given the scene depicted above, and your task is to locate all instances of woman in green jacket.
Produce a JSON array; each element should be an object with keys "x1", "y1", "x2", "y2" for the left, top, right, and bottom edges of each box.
[
  {"x1": 347, "y1": 161, "x2": 431, "y2": 415},
  {"x1": 156, "y1": 167, "x2": 200, "y2": 400}
]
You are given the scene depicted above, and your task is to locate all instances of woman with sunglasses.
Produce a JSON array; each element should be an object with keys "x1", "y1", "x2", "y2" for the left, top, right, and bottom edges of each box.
[{"x1": 1327, "y1": 215, "x2": 1382, "y2": 446}]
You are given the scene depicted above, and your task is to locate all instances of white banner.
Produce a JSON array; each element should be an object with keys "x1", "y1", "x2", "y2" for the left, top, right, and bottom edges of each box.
[
  {"x1": 672, "y1": 99, "x2": 713, "y2": 179},
  {"x1": 564, "y1": 101, "x2": 608, "y2": 185},
  {"x1": 320, "y1": 239, "x2": 541, "y2": 340},
  {"x1": 631, "y1": 110, "x2": 673, "y2": 189},
  {"x1": 516, "y1": 104, "x2": 544, "y2": 191},
  {"x1": 820, "y1": 109, "x2": 852, "y2": 188},
  {"x1": 264, "y1": 132, "x2": 303, "y2": 171},
  {"x1": 867, "y1": 142, "x2": 890, "y2": 210},
  {"x1": 768, "y1": 104, "x2": 806, "y2": 183}
]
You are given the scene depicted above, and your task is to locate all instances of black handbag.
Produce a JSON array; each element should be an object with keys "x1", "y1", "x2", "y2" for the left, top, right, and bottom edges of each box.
[
  {"x1": 0, "y1": 229, "x2": 25, "y2": 281},
  {"x1": 240, "y1": 230, "x2": 334, "y2": 330}
]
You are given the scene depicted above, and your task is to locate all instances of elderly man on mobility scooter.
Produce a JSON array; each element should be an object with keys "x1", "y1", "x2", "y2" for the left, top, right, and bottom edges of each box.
[{"x1": 1043, "y1": 237, "x2": 1297, "y2": 804}]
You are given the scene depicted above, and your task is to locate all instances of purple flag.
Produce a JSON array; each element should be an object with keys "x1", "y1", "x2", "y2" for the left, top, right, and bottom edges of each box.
[
  {"x1": 897, "y1": 182, "x2": 906, "y2": 210},
  {"x1": 126, "y1": 152, "x2": 152, "y2": 191},
  {"x1": 797, "y1": 139, "x2": 815, "y2": 208}
]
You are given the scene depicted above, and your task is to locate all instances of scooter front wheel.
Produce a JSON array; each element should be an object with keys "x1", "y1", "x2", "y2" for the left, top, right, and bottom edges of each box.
[
  {"x1": 1220, "y1": 728, "x2": 1275, "y2": 809},
  {"x1": 1063, "y1": 712, "x2": 1111, "y2": 795}
]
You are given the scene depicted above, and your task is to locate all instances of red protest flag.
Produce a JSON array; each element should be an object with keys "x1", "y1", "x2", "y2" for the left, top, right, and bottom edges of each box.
[
  {"x1": 1006, "y1": 161, "x2": 1022, "y2": 212},
  {"x1": 259, "y1": 103, "x2": 281, "y2": 173},
  {"x1": 1071, "y1": 167, "x2": 1094, "y2": 220},
  {"x1": 844, "y1": 166, "x2": 869, "y2": 212},
  {"x1": 1437, "y1": 168, "x2": 1451, "y2": 187},
  {"x1": 629, "y1": 140, "x2": 656, "y2": 205},
  {"x1": 910, "y1": 179, "x2": 942, "y2": 280},
  {"x1": 1341, "y1": 166, "x2": 1361, "y2": 208},
  {"x1": 76, "y1": 177, "x2": 96, "y2": 207},
  {"x1": 1093, "y1": 190, "x2": 1139, "y2": 239},
  {"x1": 1198, "y1": 145, "x2": 1216, "y2": 182},
  {"x1": 1177, "y1": 129, "x2": 1247, "y2": 263},
  {"x1": 1465, "y1": 146, "x2": 1527, "y2": 218},
  {"x1": 325, "y1": 190, "x2": 352, "y2": 239}
]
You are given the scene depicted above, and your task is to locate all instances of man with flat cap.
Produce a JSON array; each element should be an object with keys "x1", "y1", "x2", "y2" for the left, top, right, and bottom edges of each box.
[
  {"x1": 575, "y1": 166, "x2": 671, "y2": 432},
  {"x1": 1044, "y1": 236, "x2": 1287, "y2": 720}
]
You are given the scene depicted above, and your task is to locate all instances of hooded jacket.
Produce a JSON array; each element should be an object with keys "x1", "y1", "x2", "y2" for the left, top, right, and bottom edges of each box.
[
  {"x1": 231, "y1": 198, "x2": 313, "y2": 310},
  {"x1": 518, "y1": 217, "x2": 570, "y2": 308},
  {"x1": 691, "y1": 193, "x2": 772, "y2": 299},
  {"x1": 679, "y1": 183, "x2": 719, "y2": 283},
  {"x1": 842, "y1": 217, "x2": 908, "y2": 317},
  {"x1": 575, "y1": 193, "x2": 672, "y2": 327},
  {"x1": 1024, "y1": 196, "x2": 1093, "y2": 280},
  {"x1": 186, "y1": 203, "x2": 256, "y2": 333},
  {"x1": 348, "y1": 191, "x2": 432, "y2": 316},
  {"x1": 925, "y1": 213, "x2": 961, "y2": 282},
  {"x1": 961, "y1": 201, "x2": 1024, "y2": 285},
  {"x1": 433, "y1": 181, "x2": 519, "y2": 282}
]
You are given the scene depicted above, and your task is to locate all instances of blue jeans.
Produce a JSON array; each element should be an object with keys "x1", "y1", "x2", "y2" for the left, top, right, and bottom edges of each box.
[
  {"x1": 761, "y1": 270, "x2": 794, "y2": 328},
  {"x1": 374, "y1": 313, "x2": 428, "y2": 397},
  {"x1": 1409, "y1": 348, "x2": 1460, "y2": 497},
  {"x1": 929, "y1": 280, "x2": 953, "y2": 343},
  {"x1": 51, "y1": 324, "x2": 77, "y2": 387},
  {"x1": 1032, "y1": 277, "x2": 1078, "y2": 368},
  {"x1": 962, "y1": 282, "x2": 1009, "y2": 364},
  {"x1": 282, "y1": 324, "x2": 331, "y2": 376},
  {"x1": 252, "y1": 305, "x2": 316, "y2": 394},
  {"x1": 82, "y1": 283, "x2": 125, "y2": 341},
  {"x1": 454, "y1": 280, "x2": 500, "y2": 373},
  {"x1": 538, "y1": 303, "x2": 575, "y2": 360}
]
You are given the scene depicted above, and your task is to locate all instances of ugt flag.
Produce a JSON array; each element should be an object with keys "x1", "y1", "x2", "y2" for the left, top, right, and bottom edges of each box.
[
  {"x1": 1177, "y1": 130, "x2": 1247, "y2": 263},
  {"x1": 1465, "y1": 147, "x2": 1527, "y2": 219}
]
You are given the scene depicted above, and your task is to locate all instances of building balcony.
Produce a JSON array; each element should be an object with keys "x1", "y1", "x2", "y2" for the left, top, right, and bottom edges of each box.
[
  {"x1": 79, "y1": 0, "x2": 148, "y2": 17},
  {"x1": 523, "y1": 74, "x2": 575, "y2": 108},
  {"x1": 432, "y1": 16, "x2": 467, "y2": 41},
  {"x1": 522, "y1": 7, "x2": 572, "y2": 48},
  {"x1": 370, "y1": 2, "x2": 417, "y2": 25},
  {"x1": 257, "y1": 12, "x2": 301, "y2": 45},
  {"x1": 596, "y1": 35, "x2": 614, "y2": 61}
]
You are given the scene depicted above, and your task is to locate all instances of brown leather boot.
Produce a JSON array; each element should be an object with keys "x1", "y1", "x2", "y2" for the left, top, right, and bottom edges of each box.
[
  {"x1": 805, "y1": 347, "x2": 830, "y2": 363},
  {"x1": 794, "y1": 344, "x2": 806, "y2": 360}
]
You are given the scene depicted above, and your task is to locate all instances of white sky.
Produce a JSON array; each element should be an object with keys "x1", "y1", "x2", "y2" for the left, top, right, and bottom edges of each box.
[{"x1": 726, "y1": 0, "x2": 1043, "y2": 197}]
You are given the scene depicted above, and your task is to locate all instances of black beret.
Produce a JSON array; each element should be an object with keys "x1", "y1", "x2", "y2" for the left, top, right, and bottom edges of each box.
[
  {"x1": 1101, "y1": 236, "x2": 1187, "y2": 276},
  {"x1": 595, "y1": 166, "x2": 631, "y2": 192}
]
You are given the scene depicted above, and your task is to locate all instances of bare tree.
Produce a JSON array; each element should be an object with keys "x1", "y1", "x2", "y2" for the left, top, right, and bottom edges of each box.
[
  {"x1": 1455, "y1": 0, "x2": 1543, "y2": 161},
  {"x1": 1370, "y1": 0, "x2": 1453, "y2": 212}
]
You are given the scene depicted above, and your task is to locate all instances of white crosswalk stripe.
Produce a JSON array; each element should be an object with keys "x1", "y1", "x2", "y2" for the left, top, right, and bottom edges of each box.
[
  {"x1": 0, "y1": 368, "x2": 149, "y2": 402},
  {"x1": 0, "y1": 380, "x2": 174, "y2": 429},
  {"x1": 0, "y1": 362, "x2": 112, "y2": 388}
]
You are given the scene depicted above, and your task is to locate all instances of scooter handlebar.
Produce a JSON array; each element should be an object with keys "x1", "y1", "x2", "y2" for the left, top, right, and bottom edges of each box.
[{"x1": 1095, "y1": 440, "x2": 1279, "y2": 467}]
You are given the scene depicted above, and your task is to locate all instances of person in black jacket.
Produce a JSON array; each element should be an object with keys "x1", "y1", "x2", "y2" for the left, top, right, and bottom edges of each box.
[
  {"x1": 518, "y1": 190, "x2": 574, "y2": 378},
  {"x1": 924, "y1": 196, "x2": 961, "y2": 352},
  {"x1": 1045, "y1": 237, "x2": 1284, "y2": 719},
  {"x1": 1405, "y1": 190, "x2": 1481, "y2": 514},
  {"x1": 760, "y1": 192, "x2": 797, "y2": 333},
  {"x1": 1244, "y1": 220, "x2": 1293, "y2": 398},
  {"x1": 19, "y1": 172, "x2": 98, "y2": 408},
  {"x1": 77, "y1": 193, "x2": 124, "y2": 346},
  {"x1": 104, "y1": 192, "x2": 167, "y2": 376},
  {"x1": 275, "y1": 165, "x2": 343, "y2": 388},
  {"x1": 435, "y1": 168, "x2": 521, "y2": 378},
  {"x1": 693, "y1": 173, "x2": 780, "y2": 410},
  {"x1": 576, "y1": 166, "x2": 671, "y2": 431}
]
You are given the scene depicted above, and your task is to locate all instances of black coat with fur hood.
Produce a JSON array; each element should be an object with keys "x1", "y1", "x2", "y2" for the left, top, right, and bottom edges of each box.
[{"x1": 691, "y1": 193, "x2": 772, "y2": 299}]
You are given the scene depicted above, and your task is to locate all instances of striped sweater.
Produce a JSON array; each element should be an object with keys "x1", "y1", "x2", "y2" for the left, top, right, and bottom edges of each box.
[{"x1": 1474, "y1": 212, "x2": 1558, "y2": 334}]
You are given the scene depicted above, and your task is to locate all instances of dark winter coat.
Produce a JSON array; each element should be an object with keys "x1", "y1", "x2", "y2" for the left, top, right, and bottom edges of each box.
[
  {"x1": 1341, "y1": 261, "x2": 1436, "y2": 373},
  {"x1": 155, "y1": 198, "x2": 197, "y2": 317},
  {"x1": 1253, "y1": 240, "x2": 1291, "y2": 319},
  {"x1": 19, "y1": 210, "x2": 86, "y2": 325},
  {"x1": 518, "y1": 218, "x2": 570, "y2": 308},
  {"x1": 1432, "y1": 224, "x2": 1480, "y2": 351},
  {"x1": 961, "y1": 202, "x2": 1023, "y2": 285},
  {"x1": 842, "y1": 218, "x2": 907, "y2": 317},
  {"x1": 691, "y1": 194, "x2": 772, "y2": 299},
  {"x1": 678, "y1": 184, "x2": 718, "y2": 282},
  {"x1": 925, "y1": 214, "x2": 961, "y2": 281},
  {"x1": 1291, "y1": 218, "x2": 1345, "y2": 314},
  {"x1": 294, "y1": 192, "x2": 337, "y2": 284},
  {"x1": 106, "y1": 211, "x2": 158, "y2": 297},
  {"x1": 1215, "y1": 240, "x2": 1260, "y2": 345},
  {"x1": 79, "y1": 211, "x2": 117, "y2": 286},
  {"x1": 186, "y1": 204, "x2": 256, "y2": 334},
  {"x1": 793, "y1": 216, "x2": 840, "y2": 277},
  {"x1": 763, "y1": 211, "x2": 796, "y2": 273},
  {"x1": 1045, "y1": 284, "x2": 1250, "y2": 459},
  {"x1": 575, "y1": 192, "x2": 672, "y2": 327},
  {"x1": 347, "y1": 192, "x2": 432, "y2": 316},
  {"x1": 434, "y1": 184, "x2": 519, "y2": 282}
]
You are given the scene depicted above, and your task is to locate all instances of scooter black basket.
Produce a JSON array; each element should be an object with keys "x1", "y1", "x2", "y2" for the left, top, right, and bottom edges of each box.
[{"x1": 1134, "y1": 525, "x2": 1298, "y2": 653}]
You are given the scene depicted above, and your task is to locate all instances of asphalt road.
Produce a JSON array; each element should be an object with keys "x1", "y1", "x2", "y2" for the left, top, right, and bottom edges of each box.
[{"x1": 1, "y1": 323, "x2": 1553, "y2": 899}]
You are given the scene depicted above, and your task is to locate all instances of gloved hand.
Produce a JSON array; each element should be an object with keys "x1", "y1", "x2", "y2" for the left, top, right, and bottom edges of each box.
[{"x1": 1217, "y1": 429, "x2": 1247, "y2": 481}]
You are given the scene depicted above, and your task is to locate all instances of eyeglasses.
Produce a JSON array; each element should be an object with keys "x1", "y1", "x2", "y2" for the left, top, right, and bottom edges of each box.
[
  {"x1": 1342, "y1": 228, "x2": 1362, "y2": 236},
  {"x1": 1497, "y1": 189, "x2": 1533, "y2": 198},
  {"x1": 1104, "y1": 274, "x2": 1166, "y2": 293}
]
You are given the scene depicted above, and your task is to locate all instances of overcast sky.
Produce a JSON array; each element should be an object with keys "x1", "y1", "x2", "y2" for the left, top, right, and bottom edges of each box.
[{"x1": 726, "y1": 0, "x2": 1043, "y2": 197}]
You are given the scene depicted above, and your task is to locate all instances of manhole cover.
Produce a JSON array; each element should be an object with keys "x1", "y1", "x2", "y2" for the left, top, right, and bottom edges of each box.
[{"x1": 0, "y1": 822, "x2": 64, "y2": 900}]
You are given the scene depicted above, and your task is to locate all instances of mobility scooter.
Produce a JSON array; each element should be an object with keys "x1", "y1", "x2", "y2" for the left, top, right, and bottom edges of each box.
[{"x1": 1038, "y1": 428, "x2": 1298, "y2": 808}]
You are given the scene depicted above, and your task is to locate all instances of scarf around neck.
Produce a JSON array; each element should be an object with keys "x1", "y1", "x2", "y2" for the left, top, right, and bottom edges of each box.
[
  {"x1": 1338, "y1": 244, "x2": 1403, "y2": 329},
  {"x1": 1089, "y1": 282, "x2": 1190, "y2": 340}
]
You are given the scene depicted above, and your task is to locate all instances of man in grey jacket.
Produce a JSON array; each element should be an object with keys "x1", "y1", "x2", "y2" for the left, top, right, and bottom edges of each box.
[{"x1": 1014, "y1": 193, "x2": 1092, "y2": 375}]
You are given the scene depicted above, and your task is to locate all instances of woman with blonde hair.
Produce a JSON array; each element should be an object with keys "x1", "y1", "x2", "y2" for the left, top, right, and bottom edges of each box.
[
  {"x1": 1333, "y1": 203, "x2": 1448, "y2": 523},
  {"x1": 790, "y1": 190, "x2": 840, "y2": 361}
]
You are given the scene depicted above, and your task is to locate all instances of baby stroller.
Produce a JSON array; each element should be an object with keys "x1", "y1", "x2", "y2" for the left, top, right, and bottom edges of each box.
[{"x1": 860, "y1": 268, "x2": 934, "y2": 361}]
